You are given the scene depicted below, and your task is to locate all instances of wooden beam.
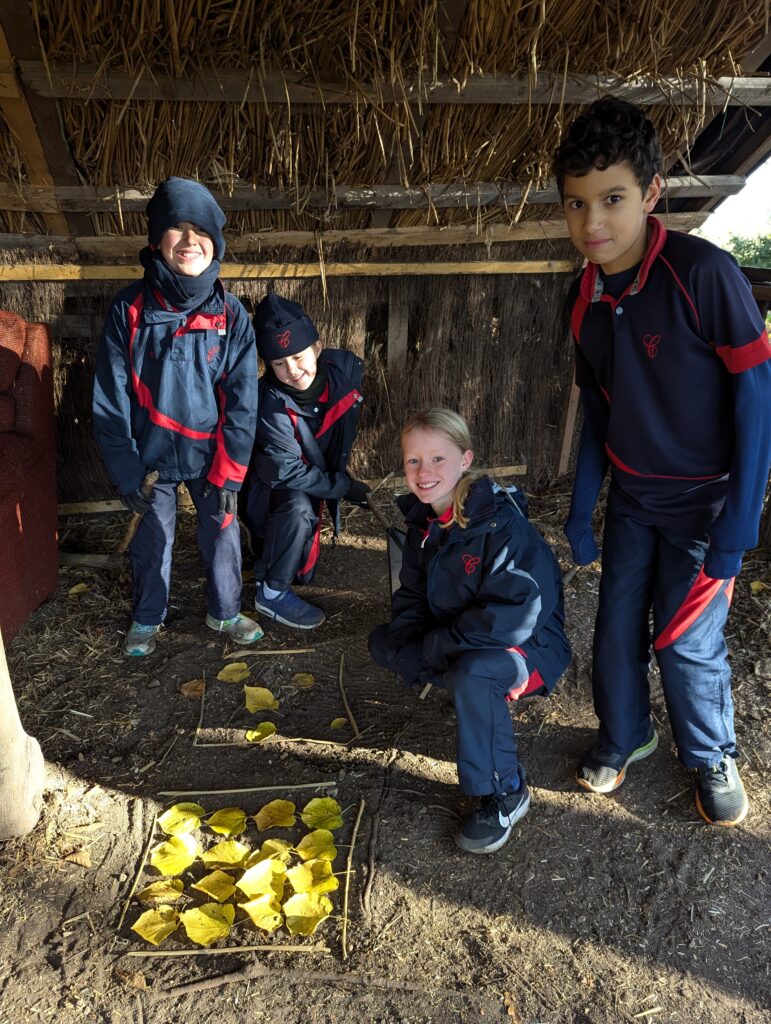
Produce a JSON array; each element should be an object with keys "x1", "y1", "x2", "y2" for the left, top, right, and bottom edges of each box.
[
  {"x1": 557, "y1": 380, "x2": 581, "y2": 478},
  {"x1": 0, "y1": 16, "x2": 91, "y2": 235},
  {"x1": 15, "y1": 63, "x2": 771, "y2": 107},
  {"x1": 0, "y1": 260, "x2": 579, "y2": 281},
  {"x1": 0, "y1": 212, "x2": 711, "y2": 258},
  {"x1": 0, "y1": 177, "x2": 745, "y2": 214}
]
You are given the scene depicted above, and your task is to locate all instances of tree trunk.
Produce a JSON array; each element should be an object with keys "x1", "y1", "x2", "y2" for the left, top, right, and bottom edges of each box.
[{"x1": 0, "y1": 627, "x2": 46, "y2": 840}]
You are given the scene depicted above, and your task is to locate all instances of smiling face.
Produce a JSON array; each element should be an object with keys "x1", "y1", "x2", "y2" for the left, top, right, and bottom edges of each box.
[
  {"x1": 269, "y1": 341, "x2": 322, "y2": 391},
  {"x1": 159, "y1": 221, "x2": 215, "y2": 277},
  {"x1": 402, "y1": 427, "x2": 473, "y2": 515},
  {"x1": 562, "y1": 162, "x2": 661, "y2": 275}
]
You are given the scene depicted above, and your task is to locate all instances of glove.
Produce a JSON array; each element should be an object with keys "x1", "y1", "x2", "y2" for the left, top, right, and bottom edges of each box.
[
  {"x1": 120, "y1": 488, "x2": 154, "y2": 514},
  {"x1": 203, "y1": 482, "x2": 238, "y2": 516},
  {"x1": 346, "y1": 476, "x2": 371, "y2": 508},
  {"x1": 563, "y1": 519, "x2": 600, "y2": 565}
]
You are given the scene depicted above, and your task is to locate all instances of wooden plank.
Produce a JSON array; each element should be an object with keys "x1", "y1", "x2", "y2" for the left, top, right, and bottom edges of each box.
[
  {"x1": 0, "y1": 212, "x2": 711, "y2": 258},
  {"x1": 557, "y1": 380, "x2": 581, "y2": 478},
  {"x1": 0, "y1": 177, "x2": 745, "y2": 214},
  {"x1": 16, "y1": 63, "x2": 771, "y2": 107},
  {"x1": 387, "y1": 282, "x2": 409, "y2": 371},
  {"x1": 59, "y1": 499, "x2": 125, "y2": 515},
  {"x1": 0, "y1": 260, "x2": 578, "y2": 281}
]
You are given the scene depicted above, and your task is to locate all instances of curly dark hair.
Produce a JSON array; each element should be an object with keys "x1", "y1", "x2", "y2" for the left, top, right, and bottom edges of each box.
[{"x1": 552, "y1": 96, "x2": 662, "y2": 197}]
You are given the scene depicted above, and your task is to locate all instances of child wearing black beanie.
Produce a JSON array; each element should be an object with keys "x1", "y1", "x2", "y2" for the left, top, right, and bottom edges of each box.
[
  {"x1": 241, "y1": 292, "x2": 369, "y2": 629},
  {"x1": 93, "y1": 177, "x2": 262, "y2": 656}
]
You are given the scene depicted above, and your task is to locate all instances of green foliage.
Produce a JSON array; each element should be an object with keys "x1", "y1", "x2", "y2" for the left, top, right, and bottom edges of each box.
[{"x1": 724, "y1": 234, "x2": 771, "y2": 269}]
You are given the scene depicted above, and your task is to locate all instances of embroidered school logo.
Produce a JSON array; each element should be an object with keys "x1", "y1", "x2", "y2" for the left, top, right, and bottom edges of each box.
[
  {"x1": 276, "y1": 330, "x2": 291, "y2": 349},
  {"x1": 462, "y1": 554, "x2": 481, "y2": 576},
  {"x1": 206, "y1": 345, "x2": 220, "y2": 363},
  {"x1": 643, "y1": 333, "x2": 661, "y2": 359}
]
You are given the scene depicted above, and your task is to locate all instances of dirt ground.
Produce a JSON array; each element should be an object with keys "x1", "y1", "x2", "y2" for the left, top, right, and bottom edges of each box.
[{"x1": 1, "y1": 485, "x2": 769, "y2": 1024}]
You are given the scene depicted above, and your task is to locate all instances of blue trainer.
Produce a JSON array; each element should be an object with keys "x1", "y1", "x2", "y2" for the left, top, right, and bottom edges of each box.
[
  {"x1": 124, "y1": 621, "x2": 161, "y2": 657},
  {"x1": 254, "y1": 584, "x2": 325, "y2": 630},
  {"x1": 205, "y1": 612, "x2": 264, "y2": 645}
]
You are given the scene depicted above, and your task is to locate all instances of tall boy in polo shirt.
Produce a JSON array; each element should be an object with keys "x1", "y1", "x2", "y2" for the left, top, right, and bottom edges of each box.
[{"x1": 553, "y1": 97, "x2": 771, "y2": 826}]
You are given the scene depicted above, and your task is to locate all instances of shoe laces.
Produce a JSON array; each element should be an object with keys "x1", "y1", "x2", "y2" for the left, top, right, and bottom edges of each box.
[{"x1": 705, "y1": 760, "x2": 730, "y2": 784}]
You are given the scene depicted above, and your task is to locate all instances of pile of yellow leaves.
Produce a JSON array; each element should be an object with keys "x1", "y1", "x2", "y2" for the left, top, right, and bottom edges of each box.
[{"x1": 131, "y1": 796, "x2": 344, "y2": 948}]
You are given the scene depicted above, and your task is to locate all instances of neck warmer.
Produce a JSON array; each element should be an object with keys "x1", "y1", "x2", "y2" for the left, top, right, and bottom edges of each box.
[{"x1": 140, "y1": 246, "x2": 221, "y2": 312}]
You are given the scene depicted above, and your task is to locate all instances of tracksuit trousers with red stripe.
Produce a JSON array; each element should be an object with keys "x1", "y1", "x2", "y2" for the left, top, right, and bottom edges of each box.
[
  {"x1": 130, "y1": 478, "x2": 243, "y2": 625},
  {"x1": 243, "y1": 481, "x2": 319, "y2": 591},
  {"x1": 592, "y1": 500, "x2": 736, "y2": 771}
]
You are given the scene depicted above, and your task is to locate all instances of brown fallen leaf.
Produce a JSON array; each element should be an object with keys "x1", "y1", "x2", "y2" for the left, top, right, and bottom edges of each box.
[
  {"x1": 114, "y1": 966, "x2": 147, "y2": 990},
  {"x1": 63, "y1": 849, "x2": 92, "y2": 869},
  {"x1": 502, "y1": 991, "x2": 523, "y2": 1023},
  {"x1": 180, "y1": 678, "x2": 205, "y2": 699}
]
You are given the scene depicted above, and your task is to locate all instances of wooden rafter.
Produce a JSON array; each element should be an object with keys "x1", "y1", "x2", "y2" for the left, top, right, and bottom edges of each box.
[
  {"x1": 0, "y1": 176, "x2": 745, "y2": 214},
  {"x1": 8, "y1": 64, "x2": 771, "y2": 108}
]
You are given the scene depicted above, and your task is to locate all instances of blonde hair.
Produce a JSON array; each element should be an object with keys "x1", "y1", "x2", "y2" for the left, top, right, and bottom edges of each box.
[{"x1": 401, "y1": 408, "x2": 486, "y2": 529}]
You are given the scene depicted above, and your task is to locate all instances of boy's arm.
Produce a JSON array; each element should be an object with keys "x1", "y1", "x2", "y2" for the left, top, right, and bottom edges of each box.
[
  {"x1": 421, "y1": 536, "x2": 543, "y2": 669},
  {"x1": 388, "y1": 532, "x2": 434, "y2": 646},
  {"x1": 207, "y1": 304, "x2": 258, "y2": 491},
  {"x1": 257, "y1": 404, "x2": 354, "y2": 499},
  {"x1": 564, "y1": 352, "x2": 609, "y2": 564},
  {"x1": 92, "y1": 297, "x2": 146, "y2": 495},
  {"x1": 705, "y1": 359, "x2": 771, "y2": 578}
]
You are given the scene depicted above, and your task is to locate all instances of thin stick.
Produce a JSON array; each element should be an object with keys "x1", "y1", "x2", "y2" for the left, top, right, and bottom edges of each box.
[
  {"x1": 116, "y1": 811, "x2": 158, "y2": 932},
  {"x1": 342, "y1": 798, "x2": 366, "y2": 961},
  {"x1": 224, "y1": 648, "x2": 315, "y2": 659},
  {"x1": 125, "y1": 944, "x2": 330, "y2": 958},
  {"x1": 156, "y1": 781, "x2": 337, "y2": 798},
  {"x1": 418, "y1": 683, "x2": 432, "y2": 701},
  {"x1": 337, "y1": 653, "x2": 362, "y2": 739}
]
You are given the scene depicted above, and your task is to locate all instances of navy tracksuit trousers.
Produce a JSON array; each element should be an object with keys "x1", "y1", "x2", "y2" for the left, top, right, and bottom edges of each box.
[
  {"x1": 592, "y1": 501, "x2": 736, "y2": 770},
  {"x1": 130, "y1": 478, "x2": 243, "y2": 625},
  {"x1": 243, "y1": 481, "x2": 318, "y2": 590},
  {"x1": 369, "y1": 625, "x2": 541, "y2": 797}
]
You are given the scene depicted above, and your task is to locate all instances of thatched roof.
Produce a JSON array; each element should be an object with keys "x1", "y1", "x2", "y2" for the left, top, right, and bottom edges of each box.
[{"x1": 0, "y1": 1, "x2": 768, "y2": 241}]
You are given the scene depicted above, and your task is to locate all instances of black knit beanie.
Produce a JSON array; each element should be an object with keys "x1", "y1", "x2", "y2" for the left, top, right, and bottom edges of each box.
[
  {"x1": 253, "y1": 293, "x2": 319, "y2": 361},
  {"x1": 146, "y1": 177, "x2": 227, "y2": 261}
]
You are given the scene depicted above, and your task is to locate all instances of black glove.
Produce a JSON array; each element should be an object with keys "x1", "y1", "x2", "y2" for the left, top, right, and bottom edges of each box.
[
  {"x1": 120, "y1": 488, "x2": 154, "y2": 514},
  {"x1": 346, "y1": 476, "x2": 371, "y2": 508},
  {"x1": 203, "y1": 482, "x2": 238, "y2": 516}
]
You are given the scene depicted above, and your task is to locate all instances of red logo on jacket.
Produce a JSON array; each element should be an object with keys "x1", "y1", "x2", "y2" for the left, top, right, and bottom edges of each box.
[
  {"x1": 276, "y1": 330, "x2": 291, "y2": 349},
  {"x1": 643, "y1": 333, "x2": 660, "y2": 358},
  {"x1": 206, "y1": 345, "x2": 220, "y2": 363},
  {"x1": 462, "y1": 554, "x2": 481, "y2": 576}
]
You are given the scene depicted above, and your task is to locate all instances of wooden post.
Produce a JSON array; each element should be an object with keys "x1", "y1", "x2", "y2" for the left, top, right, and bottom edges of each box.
[
  {"x1": 557, "y1": 379, "x2": 581, "y2": 478},
  {"x1": 387, "y1": 282, "x2": 409, "y2": 372}
]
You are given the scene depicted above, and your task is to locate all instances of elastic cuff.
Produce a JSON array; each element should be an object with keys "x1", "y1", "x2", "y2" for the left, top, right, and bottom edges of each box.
[{"x1": 703, "y1": 548, "x2": 742, "y2": 580}]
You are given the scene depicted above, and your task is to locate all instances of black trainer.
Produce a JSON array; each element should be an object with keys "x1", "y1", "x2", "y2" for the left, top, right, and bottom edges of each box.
[
  {"x1": 694, "y1": 757, "x2": 748, "y2": 827},
  {"x1": 576, "y1": 727, "x2": 658, "y2": 794},
  {"x1": 455, "y1": 784, "x2": 531, "y2": 855}
]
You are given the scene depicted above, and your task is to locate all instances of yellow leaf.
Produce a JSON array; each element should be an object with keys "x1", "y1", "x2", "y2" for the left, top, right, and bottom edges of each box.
[
  {"x1": 149, "y1": 834, "x2": 200, "y2": 876},
  {"x1": 157, "y1": 802, "x2": 206, "y2": 836},
  {"x1": 217, "y1": 662, "x2": 250, "y2": 683},
  {"x1": 750, "y1": 580, "x2": 769, "y2": 594},
  {"x1": 330, "y1": 717, "x2": 348, "y2": 731},
  {"x1": 283, "y1": 893, "x2": 333, "y2": 936},
  {"x1": 136, "y1": 879, "x2": 185, "y2": 905},
  {"x1": 179, "y1": 678, "x2": 205, "y2": 700},
  {"x1": 292, "y1": 672, "x2": 315, "y2": 690},
  {"x1": 179, "y1": 903, "x2": 234, "y2": 947},
  {"x1": 245, "y1": 838, "x2": 294, "y2": 866},
  {"x1": 192, "y1": 870, "x2": 236, "y2": 903},
  {"x1": 239, "y1": 894, "x2": 283, "y2": 932},
  {"x1": 236, "y1": 859, "x2": 287, "y2": 901},
  {"x1": 287, "y1": 858, "x2": 339, "y2": 896},
  {"x1": 300, "y1": 797, "x2": 344, "y2": 831},
  {"x1": 244, "y1": 685, "x2": 280, "y2": 713},
  {"x1": 131, "y1": 906, "x2": 179, "y2": 946},
  {"x1": 253, "y1": 799, "x2": 296, "y2": 832},
  {"x1": 64, "y1": 849, "x2": 92, "y2": 868},
  {"x1": 201, "y1": 839, "x2": 250, "y2": 869},
  {"x1": 205, "y1": 807, "x2": 247, "y2": 838},
  {"x1": 245, "y1": 722, "x2": 277, "y2": 743},
  {"x1": 295, "y1": 829, "x2": 337, "y2": 863},
  {"x1": 68, "y1": 582, "x2": 89, "y2": 597}
]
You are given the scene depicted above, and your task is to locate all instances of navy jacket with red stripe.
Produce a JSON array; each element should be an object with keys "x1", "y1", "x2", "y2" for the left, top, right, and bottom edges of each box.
[
  {"x1": 566, "y1": 216, "x2": 771, "y2": 578},
  {"x1": 250, "y1": 348, "x2": 364, "y2": 530},
  {"x1": 93, "y1": 279, "x2": 258, "y2": 496}
]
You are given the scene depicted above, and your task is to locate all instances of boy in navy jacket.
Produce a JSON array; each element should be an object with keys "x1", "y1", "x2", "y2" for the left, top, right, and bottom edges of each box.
[
  {"x1": 93, "y1": 177, "x2": 261, "y2": 656},
  {"x1": 554, "y1": 97, "x2": 771, "y2": 825},
  {"x1": 241, "y1": 293, "x2": 370, "y2": 629},
  {"x1": 369, "y1": 409, "x2": 571, "y2": 854}
]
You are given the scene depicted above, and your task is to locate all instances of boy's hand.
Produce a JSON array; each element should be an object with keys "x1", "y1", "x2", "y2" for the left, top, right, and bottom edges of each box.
[
  {"x1": 203, "y1": 482, "x2": 238, "y2": 516},
  {"x1": 346, "y1": 476, "x2": 371, "y2": 508},
  {"x1": 563, "y1": 520, "x2": 600, "y2": 565},
  {"x1": 120, "y1": 488, "x2": 155, "y2": 514}
]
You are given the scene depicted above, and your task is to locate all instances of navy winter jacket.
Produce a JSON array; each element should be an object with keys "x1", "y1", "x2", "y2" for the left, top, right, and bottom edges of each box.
[
  {"x1": 389, "y1": 476, "x2": 570, "y2": 689},
  {"x1": 250, "y1": 348, "x2": 364, "y2": 532},
  {"x1": 93, "y1": 279, "x2": 258, "y2": 495}
]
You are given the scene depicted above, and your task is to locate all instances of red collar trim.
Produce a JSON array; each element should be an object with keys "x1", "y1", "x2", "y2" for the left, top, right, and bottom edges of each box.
[{"x1": 579, "y1": 215, "x2": 667, "y2": 303}]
